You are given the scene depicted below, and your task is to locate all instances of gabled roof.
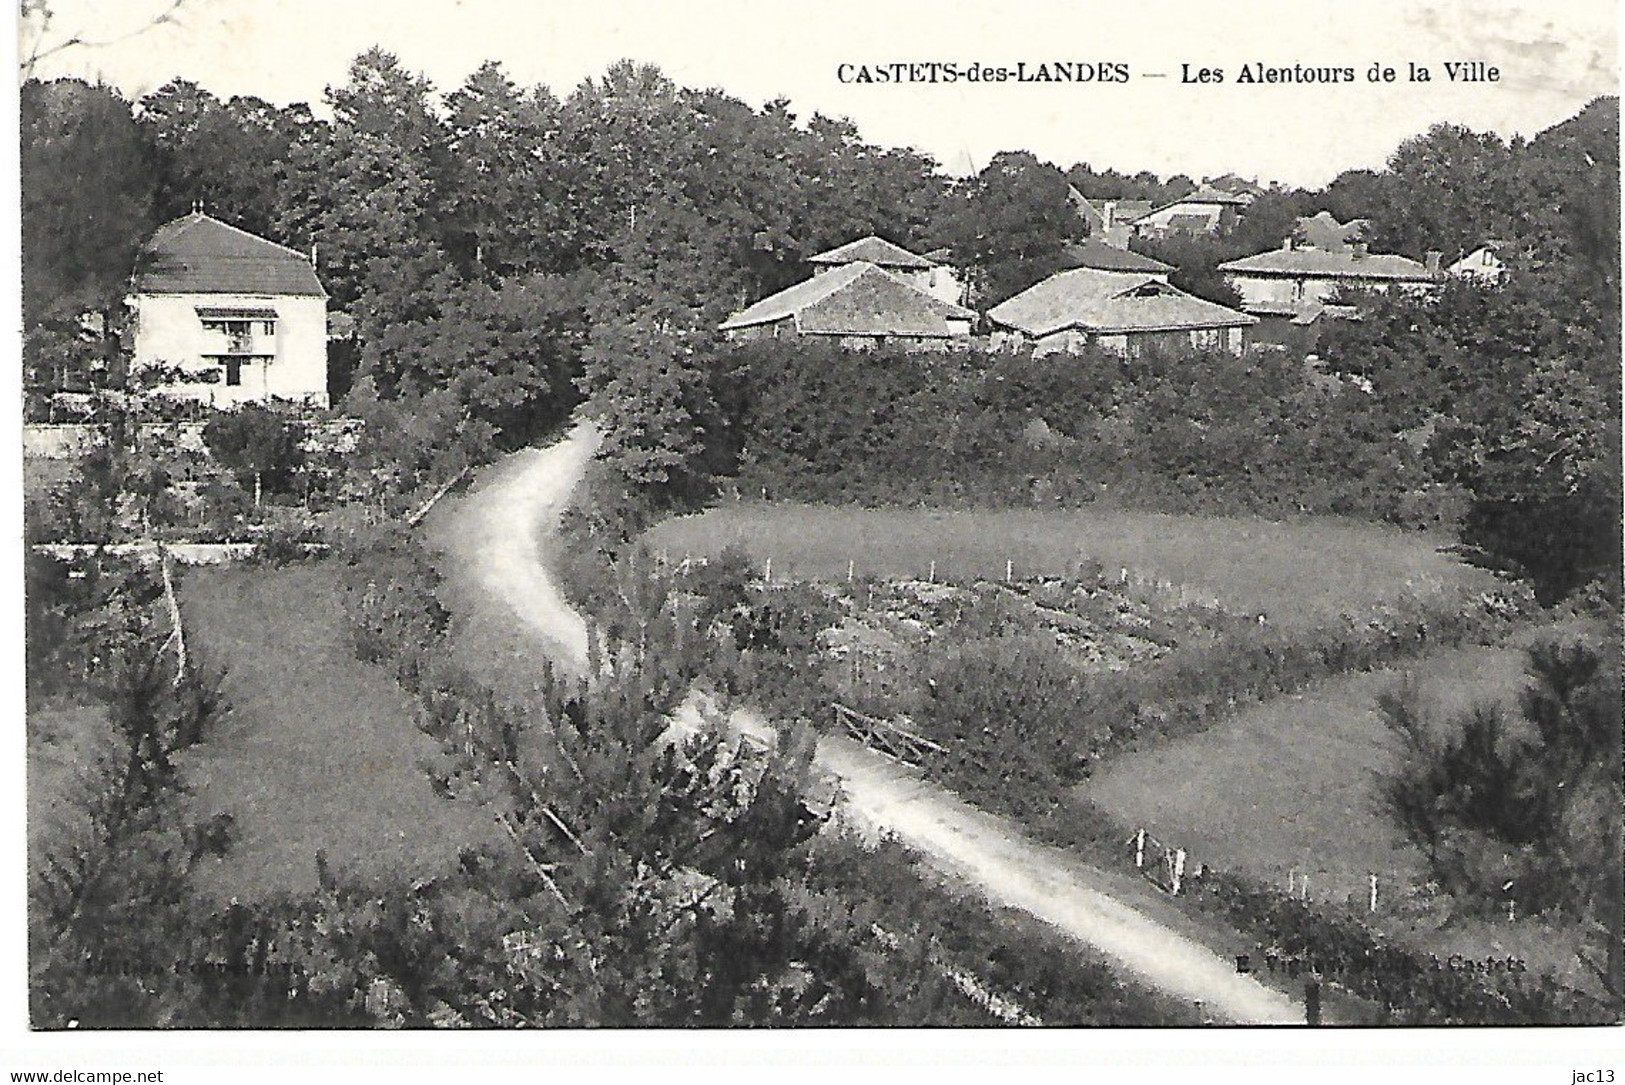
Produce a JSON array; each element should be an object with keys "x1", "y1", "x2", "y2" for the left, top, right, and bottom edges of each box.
[
  {"x1": 133, "y1": 212, "x2": 326, "y2": 297},
  {"x1": 1218, "y1": 245, "x2": 1434, "y2": 281},
  {"x1": 807, "y1": 235, "x2": 935, "y2": 270},
  {"x1": 720, "y1": 261, "x2": 974, "y2": 338},
  {"x1": 987, "y1": 268, "x2": 1256, "y2": 337},
  {"x1": 1059, "y1": 240, "x2": 1173, "y2": 274},
  {"x1": 1068, "y1": 185, "x2": 1100, "y2": 221}
]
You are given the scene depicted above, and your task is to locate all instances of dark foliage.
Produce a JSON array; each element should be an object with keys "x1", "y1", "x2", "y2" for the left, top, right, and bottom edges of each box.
[
  {"x1": 1379, "y1": 636, "x2": 1623, "y2": 918},
  {"x1": 711, "y1": 339, "x2": 1439, "y2": 525}
]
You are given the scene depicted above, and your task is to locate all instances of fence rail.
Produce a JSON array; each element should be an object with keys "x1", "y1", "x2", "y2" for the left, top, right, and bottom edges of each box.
[{"x1": 831, "y1": 702, "x2": 946, "y2": 767}]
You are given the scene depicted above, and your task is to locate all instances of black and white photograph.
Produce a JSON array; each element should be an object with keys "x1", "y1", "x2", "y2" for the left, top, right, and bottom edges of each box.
[{"x1": 8, "y1": 0, "x2": 1623, "y2": 1076}]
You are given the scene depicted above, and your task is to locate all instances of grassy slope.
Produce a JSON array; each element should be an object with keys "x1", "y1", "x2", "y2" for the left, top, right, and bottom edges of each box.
[
  {"x1": 176, "y1": 562, "x2": 499, "y2": 901},
  {"x1": 1082, "y1": 620, "x2": 1601, "y2": 987},
  {"x1": 645, "y1": 503, "x2": 1499, "y2": 628}
]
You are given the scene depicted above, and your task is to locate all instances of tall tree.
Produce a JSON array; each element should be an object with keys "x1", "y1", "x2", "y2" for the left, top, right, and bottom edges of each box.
[
  {"x1": 443, "y1": 61, "x2": 568, "y2": 277},
  {"x1": 943, "y1": 151, "x2": 1084, "y2": 306},
  {"x1": 20, "y1": 79, "x2": 156, "y2": 323}
]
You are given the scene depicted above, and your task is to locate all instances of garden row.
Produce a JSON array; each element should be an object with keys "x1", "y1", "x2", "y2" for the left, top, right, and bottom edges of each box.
[{"x1": 688, "y1": 556, "x2": 1535, "y2": 775}]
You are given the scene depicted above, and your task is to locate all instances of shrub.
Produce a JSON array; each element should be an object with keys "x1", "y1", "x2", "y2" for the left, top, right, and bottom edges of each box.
[{"x1": 1378, "y1": 635, "x2": 1623, "y2": 917}]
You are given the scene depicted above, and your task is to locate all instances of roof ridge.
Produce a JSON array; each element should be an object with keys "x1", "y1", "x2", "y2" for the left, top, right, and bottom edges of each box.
[
  {"x1": 191, "y1": 212, "x2": 313, "y2": 262},
  {"x1": 808, "y1": 234, "x2": 933, "y2": 268}
]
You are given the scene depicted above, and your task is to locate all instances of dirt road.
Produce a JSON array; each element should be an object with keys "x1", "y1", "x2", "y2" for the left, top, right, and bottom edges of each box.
[{"x1": 434, "y1": 424, "x2": 1304, "y2": 1025}]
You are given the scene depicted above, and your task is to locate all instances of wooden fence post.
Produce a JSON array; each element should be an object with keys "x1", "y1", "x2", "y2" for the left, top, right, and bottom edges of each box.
[
  {"x1": 847, "y1": 559, "x2": 854, "y2": 582},
  {"x1": 764, "y1": 557, "x2": 772, "y2": 583},
  {"x1": 1369, "y1": 873, "x2": 1379, "y2": 913},
  {"x1": 1005, "y1": 559, "x2": 1013, "y2": 583},
  {"x1": 1134, "y1": 828, "x2": 1145, "y2": 869},
  {"x1": 1171, "y1": 848, "x2": 1186, "y2": 895},
  {"x1": 928, "y1": 559, "x2": 936, "y2": 583}
]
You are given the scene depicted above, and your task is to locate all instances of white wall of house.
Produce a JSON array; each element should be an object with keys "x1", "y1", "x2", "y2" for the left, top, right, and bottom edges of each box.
[
  {"x1": 130, "y1": 293, "x2": 328, "y2": 408},
  {"x1": 1000, "y1": 324, "x2": 1244, "y2": 357},
  {"x1": 1229, "y1": 273, "x2": 1408, "y2": 312}
]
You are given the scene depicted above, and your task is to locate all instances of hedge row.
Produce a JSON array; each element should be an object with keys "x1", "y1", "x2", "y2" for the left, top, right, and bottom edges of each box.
[{"x1": 711, "y1": 341, "x2": 1453, "y2": 528}]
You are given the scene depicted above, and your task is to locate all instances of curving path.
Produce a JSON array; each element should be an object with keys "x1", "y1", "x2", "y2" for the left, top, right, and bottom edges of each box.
[{"x1": 433, "y1": 423, "x2": 1304, "y2": 1025}]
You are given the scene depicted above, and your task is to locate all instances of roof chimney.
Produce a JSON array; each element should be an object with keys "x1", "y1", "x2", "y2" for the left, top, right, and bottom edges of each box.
[
  {"x1": 1425, "y1": 250, "x2": 1442, "y2": 276},
  {"x1": 1351, "y1": 241, "x2": 1368, "y2": 259},
  {"x1": 310, "y1": 243, "x2": 318, "y2": 267}
]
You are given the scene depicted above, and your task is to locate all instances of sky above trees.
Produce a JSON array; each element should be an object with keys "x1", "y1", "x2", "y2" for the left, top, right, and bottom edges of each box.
[{"x1": 20, "y1": 0, "x2": 1618, "y2": 189}]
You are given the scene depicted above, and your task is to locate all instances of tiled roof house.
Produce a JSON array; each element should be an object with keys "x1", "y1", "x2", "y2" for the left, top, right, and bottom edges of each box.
[
  {"x1": 987, "y1": 268, "x2": 1255, "y2": 356},
  {"x1": 720, "y1": 260, "x2": 974, "y2": 347},
  {"x1": 1218, "y1": 241, "x2": 1441, "y2": 320},
  {"x1": 1132, "y1": 187, "x2": 1251, "y2": 236},
  {"x1": 129, "y1": 211, "x2": 329, "y2": 408}
]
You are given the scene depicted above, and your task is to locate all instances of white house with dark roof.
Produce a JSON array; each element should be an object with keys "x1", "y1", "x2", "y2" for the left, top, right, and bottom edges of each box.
[
  {"x1": 1068, "y1": 186, "x2": 1152, "y2": 248},
  {"x1": 1132, "y1": 187, "x2": 1251, "y2": 236},
  {"x1": 986, "y1": 268, "x2": 1255, "y2": 357},
  {"x1": 720, "y1": 260, "x2": 974, "y2": 349},
  {"x1": 129, "y1": 210, "x2": 329, "y2": 408},
  {"x1": 1218, "y1": 240, "x2": 1441, "y2": 321}
]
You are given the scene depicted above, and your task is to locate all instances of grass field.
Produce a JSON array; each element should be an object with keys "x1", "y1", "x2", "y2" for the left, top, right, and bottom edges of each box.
[
  {"x1": 175, "y1": 563, "x2": 499, "y2": 901},
  {"x1": 644, "y1": 503, "x2": 1501, "y2": 628},
  {"x1": 1081, "y1": 619, "x2": 1602, "y2": 986}
]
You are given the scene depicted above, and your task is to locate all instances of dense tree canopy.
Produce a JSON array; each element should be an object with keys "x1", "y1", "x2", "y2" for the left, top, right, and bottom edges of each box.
[{"x1": 943, "y1": 151, "x2": 1086, "y2": 305}]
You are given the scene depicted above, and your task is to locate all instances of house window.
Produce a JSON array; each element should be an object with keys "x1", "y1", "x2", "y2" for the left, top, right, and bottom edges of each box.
[
  {"x1": 199, "y1": 313, "x2": 277, "y2": 352},
  {"x1": 202, "y1": 319, "x2": 254, "y2": 351}
]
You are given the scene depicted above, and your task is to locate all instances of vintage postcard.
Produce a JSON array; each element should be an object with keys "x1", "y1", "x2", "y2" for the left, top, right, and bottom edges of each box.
[{"x1": 8, "y1": 0, "x2": 1621, "y2": 1078}]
